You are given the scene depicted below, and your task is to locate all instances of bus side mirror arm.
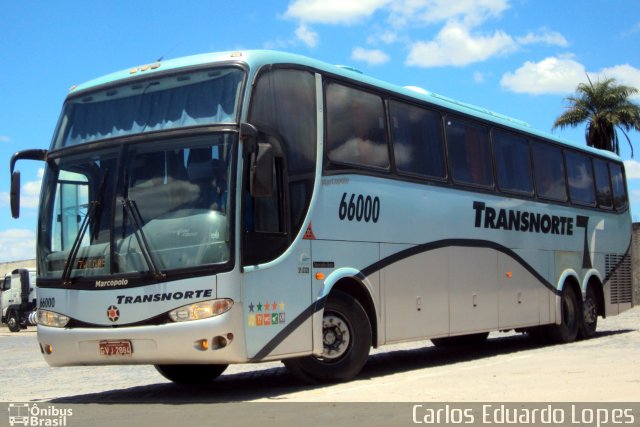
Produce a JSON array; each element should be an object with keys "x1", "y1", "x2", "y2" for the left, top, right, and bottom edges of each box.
[
  {"x1": 250, "y1": 143, "x2": 274, "y2": 198},
  {"x1": 240, "y1": 123, "x2": 274, "y2": 198},
  {"x1": 9, "y1": 149, "x2": 48, "y2": 219},
  {"x1": 240, "y1": 122, "x2": 258, "y2": 154}
]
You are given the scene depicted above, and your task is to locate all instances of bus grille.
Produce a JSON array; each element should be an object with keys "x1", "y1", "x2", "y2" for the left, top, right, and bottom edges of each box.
[{"x1": 605, "y1": 254, "x2": 632, "y2": 304}]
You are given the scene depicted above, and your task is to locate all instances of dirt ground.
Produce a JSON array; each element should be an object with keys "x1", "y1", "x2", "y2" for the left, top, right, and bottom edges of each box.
[{"x1": 1, "y1": 307, "x2": 639, "y2": 404}]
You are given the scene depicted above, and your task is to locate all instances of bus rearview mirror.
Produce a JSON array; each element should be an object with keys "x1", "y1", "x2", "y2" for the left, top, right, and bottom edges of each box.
[{"x1": 10, "y1": 171, "x2": 20, "y2": 219}]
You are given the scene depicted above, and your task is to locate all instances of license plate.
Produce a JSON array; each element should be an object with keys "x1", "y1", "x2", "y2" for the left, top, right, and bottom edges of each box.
[{"x1": 99, "y1": 340, "x2": 133, "y2": 356}]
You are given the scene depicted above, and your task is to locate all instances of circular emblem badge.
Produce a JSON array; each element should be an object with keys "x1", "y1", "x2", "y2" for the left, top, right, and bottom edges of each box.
[{"x1": 107, "y1": 305, "x2": 120, "y2": 322}]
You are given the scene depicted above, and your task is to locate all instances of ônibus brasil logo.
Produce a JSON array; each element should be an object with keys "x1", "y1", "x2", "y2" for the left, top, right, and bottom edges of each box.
[
  {"x1": 8, "y1": 403, "x2": 73, "y2": 426},
  {"x1": 107, "y1": 305, "x2": 120, "y2": 322}
]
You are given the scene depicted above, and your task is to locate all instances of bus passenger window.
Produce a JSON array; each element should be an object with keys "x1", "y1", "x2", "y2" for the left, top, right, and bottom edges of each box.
[
  {"x1": 593, "y1": 158, "x2": 613, "y2": 209},
  {"x1": 445, "y1": 117, "x2": 493, "y2": 188},
  {"x1": 326, "y1": 83, "x2": 389, "y2": 169},
  {"x1": 565, "y1": 151, "x2": 596, "y2": 206},
  {"x1": 610, "y1": 163, "x2": 628, "y2": 210},
  {"x1": 389, "y1": 101, "x2": 445, "y2": 179},
  {"x1": 532, "y1": 142, "x2": 567, "y2": 202},
  {"x1": 493, "y1": 130, "x2": 533, "y2": 195}
]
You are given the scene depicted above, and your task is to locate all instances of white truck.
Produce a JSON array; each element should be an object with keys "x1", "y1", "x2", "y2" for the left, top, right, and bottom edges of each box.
[{"x1": 1, "y1": 268, "x2": 37, "y2": 332}]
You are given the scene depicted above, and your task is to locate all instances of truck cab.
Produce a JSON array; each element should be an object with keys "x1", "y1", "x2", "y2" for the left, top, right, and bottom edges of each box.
[{"x1": 1, "y1": 268, "x2": 37, "y2": 332}]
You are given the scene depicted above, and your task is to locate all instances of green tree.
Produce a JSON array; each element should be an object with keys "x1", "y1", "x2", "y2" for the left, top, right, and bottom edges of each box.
[{"x1": 553, "y1": 77, "x2": 640, "y2": 156}]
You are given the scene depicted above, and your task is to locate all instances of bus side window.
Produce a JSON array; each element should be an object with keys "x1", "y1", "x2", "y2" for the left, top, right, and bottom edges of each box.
[
  {"x1": 610, "y1": 162, "x2": 628, "y2": 210},
  {"x1": 445, "y1": 116, "x2": 493, "y2": 188},
  {"x1": 390, "y1": 101, "x2": 446, "y2": 179},
  {"x1": 593, "y1": 158, "x2": 613, "y2": 209},
  {"x1": 565, "y1": 150, "x2": 596, "y2": 206},
  {"x1": 493, "y1": 129, "x2": 533, "y2": 195},
  {"x1": 532, "y1": 141, "x2": 567, "y2": 202},
  {"x1": 326, "y1": 83, "x2": 389, "y2": 169}
]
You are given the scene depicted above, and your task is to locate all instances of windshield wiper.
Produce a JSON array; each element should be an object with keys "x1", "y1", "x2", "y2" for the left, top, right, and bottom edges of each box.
[{"x1": 121, "y1": 197, "x2": 166, "y2": 279}]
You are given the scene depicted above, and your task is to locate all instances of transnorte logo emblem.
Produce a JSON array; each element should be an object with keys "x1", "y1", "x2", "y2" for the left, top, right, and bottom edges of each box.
[{"x1": 107, "y1": 305, "x2": 120, "y2": 322}]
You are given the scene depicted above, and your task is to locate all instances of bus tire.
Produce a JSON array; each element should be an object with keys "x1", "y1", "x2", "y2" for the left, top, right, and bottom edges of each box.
[
  {"x1": 154, "y1": 364, "x2": 228, "y2": 385},
  {"x1": 431, "y1": 332, "x2": 489, "y2": 348},
  {"x1": 547, "y1": 285, "x2": 579, "y2": 343},
  {"x1": 578, "y1": 286, "x2": 598, "y2": 340},
  {"x1": 7, "y1": 310, "x2": 21, "y2": 333},
  {"x1": 283, "y1": 290, "x2": 371, "y2": 383}
]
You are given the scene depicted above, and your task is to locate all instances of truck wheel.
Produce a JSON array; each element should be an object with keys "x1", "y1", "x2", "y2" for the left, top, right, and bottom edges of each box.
[
  {"x1": 283, "y1": 290, "x2": 372, "y2": 383},
  {"x1": 7, "y1": 310, "x2": 21, "y2": 333},
  {"x1": 155, "y1": 364, "x2": 228, "y2": 384},
  {"x1": 547, "y1": 285, "x2": 579, "y2": 343}
]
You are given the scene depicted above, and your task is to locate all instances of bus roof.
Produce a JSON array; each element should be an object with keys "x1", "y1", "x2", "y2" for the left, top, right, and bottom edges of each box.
[{"x1": 68, "y1": 50, "x2": 621, "y2": 162}]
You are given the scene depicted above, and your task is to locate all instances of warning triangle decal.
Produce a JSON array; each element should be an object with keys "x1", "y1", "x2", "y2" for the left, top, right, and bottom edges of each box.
[{"x1": 303, "y1": 222, "x2": 316, "y2": 240}]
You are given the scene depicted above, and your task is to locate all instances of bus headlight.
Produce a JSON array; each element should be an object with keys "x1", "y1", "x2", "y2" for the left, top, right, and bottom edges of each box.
[
  {"x1": 169, "y1": 299, "x2": 233, "y2": 322},
  {"x1": 37, "y1": 310, "x2": 70, "y2": 328}
]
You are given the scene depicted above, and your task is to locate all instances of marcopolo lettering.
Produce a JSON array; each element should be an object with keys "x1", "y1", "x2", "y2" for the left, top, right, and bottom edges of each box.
[
  {"x1": 473, "y1": 201, "x2": 575, "y2": 236},
  {"x1": 116, "y1": 289, "x2": 212, "y2": 305}
]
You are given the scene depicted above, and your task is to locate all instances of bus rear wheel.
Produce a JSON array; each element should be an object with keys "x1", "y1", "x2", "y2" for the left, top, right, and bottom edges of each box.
[
  {"x1": 155, "y1": 363, "x2": 228, "y2": 385},
  {"x1": 579, "y1": 286, "x2": 598, "y2": 339},
  {"x1": 283, "y1": 290, "x2": 371, "y2": 383},
  {"x1": 547, "y1": 285, "x2": 579, "y2": 343}
]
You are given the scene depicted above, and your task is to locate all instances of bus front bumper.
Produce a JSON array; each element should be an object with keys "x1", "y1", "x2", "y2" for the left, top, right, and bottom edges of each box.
[{"x1": 37, "y1": 309, "x2": 248, "y2": 367}]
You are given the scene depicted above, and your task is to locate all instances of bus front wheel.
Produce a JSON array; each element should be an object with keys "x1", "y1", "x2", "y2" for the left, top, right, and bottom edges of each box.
[
  {"x1": 283, "y1": 290, "x2": 372, "y2": 383},
  {"x1": 155, "y1": 363, "x2": 228, "y2": 385}
]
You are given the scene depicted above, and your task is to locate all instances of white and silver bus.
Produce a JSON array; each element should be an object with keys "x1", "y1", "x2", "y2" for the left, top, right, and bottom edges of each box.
[{"x1": 10, "y1": 50, "x2": 633, "y2": 384}]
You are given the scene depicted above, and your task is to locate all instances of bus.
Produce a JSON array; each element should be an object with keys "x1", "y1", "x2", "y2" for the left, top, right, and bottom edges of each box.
[{"x1": 9, "y1": 50, "x2": 633, "y2": 384}]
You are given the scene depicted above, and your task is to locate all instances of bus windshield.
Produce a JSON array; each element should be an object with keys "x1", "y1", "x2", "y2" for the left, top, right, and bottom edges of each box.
[
  {"x1": 38, "y1": 133, "x2": 236, "y2": 281},
  {"x1": 53, "y1": 67, "x2": 244, "y2": 149}
]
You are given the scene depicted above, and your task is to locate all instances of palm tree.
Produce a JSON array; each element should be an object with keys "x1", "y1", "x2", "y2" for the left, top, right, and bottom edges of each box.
[{"x1": 553, "y1": 77, "x2": 640, "y2": 156}]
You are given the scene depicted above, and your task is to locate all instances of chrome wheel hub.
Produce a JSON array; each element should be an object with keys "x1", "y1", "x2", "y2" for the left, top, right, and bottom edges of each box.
[{"x1": 321, "y1": 314, "x2": 350, "y2": 360}]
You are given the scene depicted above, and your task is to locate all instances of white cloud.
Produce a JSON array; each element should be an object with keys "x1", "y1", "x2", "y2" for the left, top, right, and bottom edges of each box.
[
  {"x1": 501, "y1": 57, "x2": 640, "y2": 97},
  {"x1": 406, "y1": 22, "x2": 517, "y2": 68},
  {"x1": 0, "y1": 229, "x2": 36, "y2": 262},
  {"x1": 284, "y1": 0, "x2": 391, "y2": 25},
  {"x1": 500, "y1": 56, "x2": 587, "y2": 95},
  {"x1": 624, "y1": 160, "x2": 640, "y2": 179},
  {"x1": 622, "y1": 21, "x2": 640, "y2": 37},
  {"x1": 517, "y1": 28, "x2": 568, "y2": 47},
  {"x1": 351, "y1": 47, "x2": 390, "y2": 65},
  {"x1": 388, "y1": 0, "x2": 509, "y2": 28},
  {"x1": 630, "y1": 190, "x2": 640, "y2": 211},
  {"x1": 366, "y1": 29, "x2": 399, "y2": 45},
  {"x1": 599, "y1": 64, "x2": 640, "y2": 100},
  {"x1": 0, "y1": 135, "x2": 10, "y2": 143},
  {"x1": 295, "y1": 24, "x2": 319, "y2": 47}
]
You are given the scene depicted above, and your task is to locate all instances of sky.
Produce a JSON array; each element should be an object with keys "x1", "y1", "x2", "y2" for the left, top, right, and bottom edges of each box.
[{"x1": 1, "y1": 0, "x2": 639, "y2": 262}]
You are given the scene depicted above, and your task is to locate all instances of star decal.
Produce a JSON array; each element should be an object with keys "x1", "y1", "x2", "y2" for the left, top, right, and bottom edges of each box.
[
  {"x1": 279, "y1": 302, "x2": 285, "y2": 311},
  {"x1": 256, "y1": 302, "x2": 263, "y2": 312},
  {"x1": 264, "y1": 301, "x2": 270, "y2": 312},
  {"x1": 272, "y1": 302, "x2": 278, "y2": 311},
  {"x1": 248, "y1": 302, "x2": 255, "y2": 312}
]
